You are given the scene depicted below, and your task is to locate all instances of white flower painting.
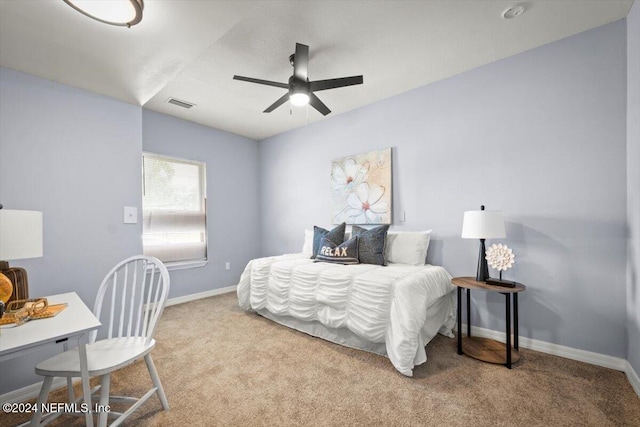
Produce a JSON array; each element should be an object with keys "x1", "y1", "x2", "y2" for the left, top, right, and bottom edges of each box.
[
  {"x1": 332, "y1": 158, "x2": 369, "y2": 192},
  {"x1": 331, "y1": 148, "x2": 392, "y2": 224}
]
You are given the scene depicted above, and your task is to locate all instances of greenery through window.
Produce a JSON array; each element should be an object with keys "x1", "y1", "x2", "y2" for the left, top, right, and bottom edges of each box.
[{"x1": 142, "y1": 153, "x2": 207, "y2": 264}]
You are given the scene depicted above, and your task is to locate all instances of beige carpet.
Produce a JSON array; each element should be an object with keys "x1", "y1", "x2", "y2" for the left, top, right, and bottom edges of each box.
[{"x1": 3, "y1": 292, "x2": 639, "y2": 427}]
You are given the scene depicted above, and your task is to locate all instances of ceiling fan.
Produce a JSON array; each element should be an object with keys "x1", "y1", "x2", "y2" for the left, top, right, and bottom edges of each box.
[{"x1": 233, "y1": 43, "x2": 363, "y2": 116}]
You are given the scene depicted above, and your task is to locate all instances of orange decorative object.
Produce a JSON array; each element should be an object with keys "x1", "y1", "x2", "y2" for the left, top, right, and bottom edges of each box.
[{"x1": 0, "y1": 272, "x2": 12, "y2": 304}]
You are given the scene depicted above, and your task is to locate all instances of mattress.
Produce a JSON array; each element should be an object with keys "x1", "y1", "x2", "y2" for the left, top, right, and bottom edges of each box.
[{"x1": 237, "y1": 253, "x2": 456, "y2": 376}]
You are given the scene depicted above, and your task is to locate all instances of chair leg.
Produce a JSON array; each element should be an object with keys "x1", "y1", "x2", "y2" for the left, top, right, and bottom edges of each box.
[
  {"x1": 31, "y1": 376, "x2": 53, "y2": 426},
  {"x1": 65, "y1": 377, "x2": 74, "y2": 403},
  {"x1": 63, "y1": 342, "x2": 75, "y2": 403},
  {"x1": 144, "y1": 354, "x2": 169, "y2": 410},
  {"x1": 98, "y1": 374, "x2": 111, "y2": 427}
]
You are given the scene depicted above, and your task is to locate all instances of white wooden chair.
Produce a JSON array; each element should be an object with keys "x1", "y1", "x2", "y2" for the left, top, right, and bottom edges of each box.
[{"x1": 32, "y1": 255, "x2": 171, "y2": 427}]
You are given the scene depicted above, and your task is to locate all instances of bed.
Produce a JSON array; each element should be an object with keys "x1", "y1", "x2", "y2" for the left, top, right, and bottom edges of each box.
[{"x1": 237, "y1": 228, "x2": 456, "y2": 377}]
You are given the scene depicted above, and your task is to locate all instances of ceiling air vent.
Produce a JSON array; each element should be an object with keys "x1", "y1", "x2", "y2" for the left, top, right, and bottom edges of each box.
[{"x1": 167, "y1": 98, "x2": 195, "y2": 109}]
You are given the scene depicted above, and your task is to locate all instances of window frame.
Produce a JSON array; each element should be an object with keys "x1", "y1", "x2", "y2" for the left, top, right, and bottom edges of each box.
[{"x1": 142, "y1": 151, "x2": 208, "y2": 270}]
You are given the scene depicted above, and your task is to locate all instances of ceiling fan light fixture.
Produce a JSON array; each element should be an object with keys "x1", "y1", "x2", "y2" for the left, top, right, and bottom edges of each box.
[
  {"x1": 234, "y1": 43, "x2": 362, "y2": 116},
  {"x1": 290, "y1": 92, "x2": 310, "y2": 107},
  {"x1": 289, "y1": 77, "x2": 310, "y2": 107},
  {"x1": 63, "y1": 0, "x2": 144, "y2": 27}
]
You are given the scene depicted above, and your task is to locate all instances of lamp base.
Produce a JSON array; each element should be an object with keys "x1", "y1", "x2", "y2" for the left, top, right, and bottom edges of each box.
[
  {"x1": 0, "y1": 263, "x2": 30, "y2": 304},
  {"x1": 485, "y1": 278, "x2": 516, "y2": 288},
  {"x1": 475, "y1": 239, "x2": 490, "y2": 282}
]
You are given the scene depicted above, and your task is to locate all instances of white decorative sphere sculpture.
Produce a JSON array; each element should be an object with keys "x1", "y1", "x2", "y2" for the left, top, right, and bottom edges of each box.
[{"x1": 485, "y1": 243, "x2": 515, "y2": 271}]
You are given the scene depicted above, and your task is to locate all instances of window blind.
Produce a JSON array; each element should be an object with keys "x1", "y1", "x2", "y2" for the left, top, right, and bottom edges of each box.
[{"x1": 142, "y1": 153, "x2": 207, "y2": 263}]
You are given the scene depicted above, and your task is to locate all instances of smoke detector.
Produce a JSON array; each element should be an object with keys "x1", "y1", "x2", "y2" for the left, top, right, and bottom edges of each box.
[{"x1": 502, "y1": 5, "x2": 525, "y2": 19}]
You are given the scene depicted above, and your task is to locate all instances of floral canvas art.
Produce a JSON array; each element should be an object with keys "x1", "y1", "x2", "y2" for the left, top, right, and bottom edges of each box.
[{"x1": 331, "y1": 148, "x2": 392, "y2": 224}]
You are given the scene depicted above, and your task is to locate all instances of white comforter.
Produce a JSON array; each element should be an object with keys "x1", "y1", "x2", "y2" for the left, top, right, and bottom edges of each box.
[{"x1": 237, "y1": 253, "x2": 456, "y2": 376}]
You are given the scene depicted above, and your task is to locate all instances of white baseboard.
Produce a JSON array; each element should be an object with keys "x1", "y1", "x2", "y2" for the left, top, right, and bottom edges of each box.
[
  {"x1": 462, "y1": 323, "x2": 640, "y2": 397},
  {"x1": 0, "y1": 378, "x2": 71, "y2": 405},
  {"x1": 165, "y1": 285, "x2": 237, "y2": 307},
  {"x1": 3, "y1": 300, "x2": 636, "y2": 404},
  {"x1": 0, "y1": 286, "x2": 237, "y2": 405},
  {"x1": 624, "y1": 360, "x2": 640, "y2": 397},
  {"x1": 462, "y1": 324, "x2": 627, "y2": 371}
]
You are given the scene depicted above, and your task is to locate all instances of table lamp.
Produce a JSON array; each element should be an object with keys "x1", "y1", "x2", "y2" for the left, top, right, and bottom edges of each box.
[
  {"x1": 461, "y1": 205, "x2": 506, "y2": 282},
  {"x1": 0, "y1": 206, "x2": 43, "y2": 304}
]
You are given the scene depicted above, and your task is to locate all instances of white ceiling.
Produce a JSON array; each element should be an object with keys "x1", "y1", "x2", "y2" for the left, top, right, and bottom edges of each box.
[{"x1": 0, "y1": 1, "x2": 633, "y2": 140}]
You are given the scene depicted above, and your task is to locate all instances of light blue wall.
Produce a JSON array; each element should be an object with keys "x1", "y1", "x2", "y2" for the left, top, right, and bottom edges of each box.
[
  {"x1": 0, "y1": 72, "x2": 261, "y2": 395},
  {"x1": 627, "y1": 1, "x2": 640, "y2": 376},
  {"x1": 142, "y1": 110, "x2": 261, "y2": 297},
  {"x1": 0, "y1": 15, "x2": 635, "y2": 397},
  {"x1": 258, "y1": 22, "x2": 628, "y2": 358},
  {"x1": 0, "y1": 67, "x2": 144, "y2": 393}
]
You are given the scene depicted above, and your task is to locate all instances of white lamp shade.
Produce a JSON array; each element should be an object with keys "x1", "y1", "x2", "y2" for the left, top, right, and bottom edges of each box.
[
  {"x1": 0, "y1": 210, "x2": 43, "y2": 260},
  {"x1": 461, "y1": 210, "x2": 506, "y2": 239}
]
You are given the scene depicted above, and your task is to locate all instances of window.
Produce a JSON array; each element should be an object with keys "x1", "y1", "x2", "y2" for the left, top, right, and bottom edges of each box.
[{"x1": 142, "y1": 153, "x2": 207, "y2": 265}]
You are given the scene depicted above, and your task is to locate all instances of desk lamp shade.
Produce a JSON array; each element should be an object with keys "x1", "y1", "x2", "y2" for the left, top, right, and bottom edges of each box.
[
  {"x1": 0, "y1": 209, "x2": 43, "y2": 303},
  {"x1": 462, "y1": 206, "x2": 505, "y2": 282}
]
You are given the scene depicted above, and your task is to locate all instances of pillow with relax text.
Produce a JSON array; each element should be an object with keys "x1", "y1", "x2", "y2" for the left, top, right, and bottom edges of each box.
[
  {"x1": 311, "y1": 223, "x2": 346, "y2": 259},
  {"x1": 351, "y1": 224, "x2": 390, "y2": 266},
  {"x1": 314, "y1": 236, "x2": 359, "y2": 265}
]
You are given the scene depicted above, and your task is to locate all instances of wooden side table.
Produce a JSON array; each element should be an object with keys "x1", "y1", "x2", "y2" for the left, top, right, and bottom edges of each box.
[{"x1": 451, "y1": 277, "x2": 526, "y2": 369}]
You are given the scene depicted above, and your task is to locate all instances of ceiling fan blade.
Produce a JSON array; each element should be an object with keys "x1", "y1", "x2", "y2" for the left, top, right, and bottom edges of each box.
[
  {"x1": 263, "y1": 93, "x2": 289, "y2": 113},
  {"x1": 309, "y1": 76, "x2": 363, "y2": 92},
  {"x1": 309, "y1": 93, "x2": 331, "y2": 116},
  {"x1": 293, "y1": 43, "x2": 309, "y2": 81},
  {"x1": 233, "y1": 75, "x2": 288, "y2": 89}
]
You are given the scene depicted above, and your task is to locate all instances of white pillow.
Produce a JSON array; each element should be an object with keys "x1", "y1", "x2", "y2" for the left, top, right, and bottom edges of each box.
[
  {"x1": 302, "y1": 229, "x2": 314, "y2": 255},
  {"x1": 385, "y1": 230, "x2": 432, "y2": 265}
]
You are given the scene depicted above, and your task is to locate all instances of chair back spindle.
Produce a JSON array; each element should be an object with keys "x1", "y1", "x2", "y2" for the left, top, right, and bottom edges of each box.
[{"x1": 91, "y1": 256, "x2": 169, "y2": 344}]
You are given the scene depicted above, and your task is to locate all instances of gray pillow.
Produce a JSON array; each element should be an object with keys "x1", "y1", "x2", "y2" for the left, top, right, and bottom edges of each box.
[
  {"x1": 311, "y1": 223, "x2": 346, "y2": 259},
  {"x1": 351, "y1": 224, "x2": 390, "y2": 266},
  {"x1": 314, "y1": 236, "x2": 359, "y2": 265}
]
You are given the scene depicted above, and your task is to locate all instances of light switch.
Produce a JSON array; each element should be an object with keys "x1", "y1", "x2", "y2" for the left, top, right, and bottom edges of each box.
[
  {"x1": 225, "y1": 262, "x2": 231, "y2": 270},
  {"x1": 124, "y1": 207, "x2": 138, "y2": 224}
]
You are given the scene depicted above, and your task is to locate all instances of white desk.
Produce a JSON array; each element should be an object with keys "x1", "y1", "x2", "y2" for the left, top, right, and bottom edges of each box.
[{"x1": 0, "y1": 292, "x2": 101, "y2": 427}]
